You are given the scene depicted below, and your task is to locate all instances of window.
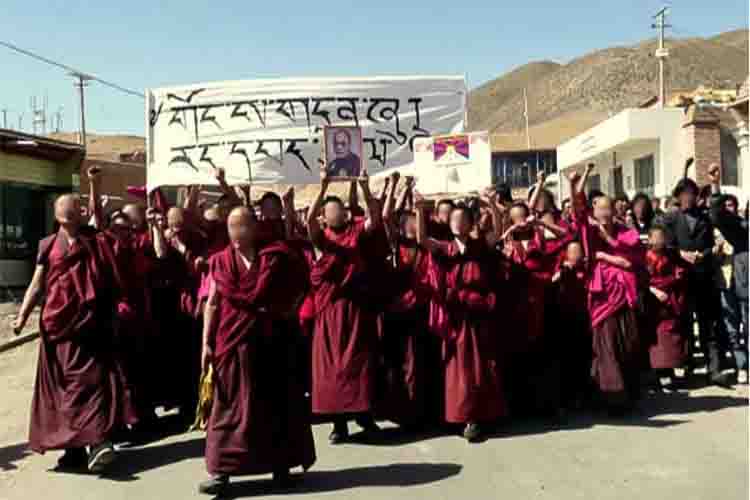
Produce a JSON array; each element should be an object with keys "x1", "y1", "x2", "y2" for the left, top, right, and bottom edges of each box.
[
  {"x1": 588, "y1": 174, "x2": 601, "y2": 192},
  {"x1": 611, "y1": 166, "x2": 624, "y2": 197},
  {"x1": 492, "y1": 150, "x2": 558, "y2": 189},
  {"x1": 0, "y1": 183, "x2": 54, "y2": 260},
  {"x1": 634, "y1": 155, "x2": 655, "y2": 194}
]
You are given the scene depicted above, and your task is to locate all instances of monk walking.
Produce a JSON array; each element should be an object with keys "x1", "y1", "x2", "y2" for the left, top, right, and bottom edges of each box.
[
  {"x1": 12, "y1": 193, "x2": 134, "y2": 473},
  {"x1": 200, "y1": 207, "x2": 315, "y2": 495}
]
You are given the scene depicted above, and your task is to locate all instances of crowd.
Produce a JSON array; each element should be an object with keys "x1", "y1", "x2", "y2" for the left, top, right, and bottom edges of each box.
[{"x1": 10, "y1": 160, "x2": 748, "y2": 496}]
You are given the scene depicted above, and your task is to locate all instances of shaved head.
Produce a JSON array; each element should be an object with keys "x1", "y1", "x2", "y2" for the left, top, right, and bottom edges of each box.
[
  {"x1": 228, "y1": 206, "x2": 256, "y2": 249},
  {"x1": 167, "y1": 207, "x2": 186, "y2": 233},
  {"x1": 54, "y1": 194, "x2": 81, "y2": 227},
  {"x1": 123, "y1": 203, "x2": 146, "y2": 230}
]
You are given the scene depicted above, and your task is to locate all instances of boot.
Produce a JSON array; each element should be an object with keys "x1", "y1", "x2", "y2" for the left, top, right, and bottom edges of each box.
[
  {"x1": 707, "y1": 344, "x2": 733, "y2": 388},
  {"x1": 328, "y1": 420, "x2": 349, "y2": 444}
]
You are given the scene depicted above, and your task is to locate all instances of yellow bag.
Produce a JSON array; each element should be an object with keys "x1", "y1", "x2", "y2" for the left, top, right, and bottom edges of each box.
[{"x1": 188, "y1": 364, "x2": 214, "y2": 432}]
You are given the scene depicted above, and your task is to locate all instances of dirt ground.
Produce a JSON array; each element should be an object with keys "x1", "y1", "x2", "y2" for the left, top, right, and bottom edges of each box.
[{"x1": 0, "y1": 331, "x2": 747, "y2": 500}]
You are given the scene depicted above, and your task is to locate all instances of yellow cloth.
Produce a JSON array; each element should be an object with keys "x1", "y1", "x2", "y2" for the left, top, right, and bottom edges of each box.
[
  {"x1": 188, "y1": 364, "x2": 213, "y2": 432},
  {"x1": 714, "y1": 229, "x2": 734, "y2": 290}
]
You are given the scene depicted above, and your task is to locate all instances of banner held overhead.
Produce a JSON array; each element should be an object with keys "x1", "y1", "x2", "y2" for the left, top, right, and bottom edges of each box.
[{"x1": 146, "y1": 75, "x2": 467, "y2": 190}]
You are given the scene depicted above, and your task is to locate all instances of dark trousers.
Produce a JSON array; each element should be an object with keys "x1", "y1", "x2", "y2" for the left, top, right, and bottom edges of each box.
[
  {"x1": 719, "y1": 288, "x2": 748, "y2": 370},
  {"x1": 686, "y1": 271, "x2": 722, "y2": 375}
]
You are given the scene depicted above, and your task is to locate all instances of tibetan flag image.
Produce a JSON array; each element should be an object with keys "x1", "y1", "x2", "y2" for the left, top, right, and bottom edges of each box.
[{"x1": 434, "y1": 134, "x2": 470, "y2": 163}]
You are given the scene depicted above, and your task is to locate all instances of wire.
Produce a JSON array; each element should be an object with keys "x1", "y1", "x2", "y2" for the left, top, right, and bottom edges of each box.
[{"x1": 0, "y1": 40, "x2": 145, "y2": 99}]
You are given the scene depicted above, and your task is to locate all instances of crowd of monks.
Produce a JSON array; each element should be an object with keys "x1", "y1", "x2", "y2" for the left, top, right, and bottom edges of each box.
[{"x1": 10, "y1": 160, "x2": 747, "y2": 496}]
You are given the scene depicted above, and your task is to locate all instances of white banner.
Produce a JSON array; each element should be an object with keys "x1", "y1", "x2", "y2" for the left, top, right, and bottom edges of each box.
[
  {"x1": 146, "y1": 76, "x2": 467, "y2": 190},
  {"x1": 412, "y1": 131, "x2": 492, "y2": 195}
]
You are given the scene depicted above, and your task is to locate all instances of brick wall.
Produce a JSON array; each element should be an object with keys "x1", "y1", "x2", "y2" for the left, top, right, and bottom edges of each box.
[{"x1": 682, "y1": 106, "x2": 722, "y2": 187}]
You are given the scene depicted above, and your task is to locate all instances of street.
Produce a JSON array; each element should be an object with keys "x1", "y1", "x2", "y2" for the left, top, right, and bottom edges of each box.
[{"x1": 0, "y1": 337, "x2": 747, "y2": 500}]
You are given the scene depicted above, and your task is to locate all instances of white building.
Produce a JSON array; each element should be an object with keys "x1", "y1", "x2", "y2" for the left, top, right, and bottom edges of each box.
[{"x1": 557, "y1": 99, "x2": 747, "y2": 204}]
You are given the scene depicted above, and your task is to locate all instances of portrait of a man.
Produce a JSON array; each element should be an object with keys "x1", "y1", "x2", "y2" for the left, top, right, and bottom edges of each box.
[{"x1": 325, "y1": 126, "x2": 363, "y2": 178}]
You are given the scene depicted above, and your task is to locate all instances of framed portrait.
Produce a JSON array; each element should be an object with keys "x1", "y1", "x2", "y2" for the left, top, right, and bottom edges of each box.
[{"x1": 324, "y1": 125, "x2": 364, "y2": 180}]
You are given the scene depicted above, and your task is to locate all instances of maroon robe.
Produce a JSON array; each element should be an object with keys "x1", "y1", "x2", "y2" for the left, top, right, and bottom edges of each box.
[
  {"x1": 428, "y1": 239, "x2": 507, "y2": 424},
  {"x1": 574, "y1": 193, "x2": 644, "y2": 405},
  {"x1": 378, "y1": 240, "x2": 433, "y2": 425},
  {"x1": 206, "y1": 243, "x2": 315, "y2": 476},
  {"x1": 29, "y1": 229, "x2": 135, "y2": 453},
  {"x1": 645, "y1": 250, "x2": 688, "y2": 369},
  {"x1": 310, "y1": 221, "x2": 379, "y2": 415}
]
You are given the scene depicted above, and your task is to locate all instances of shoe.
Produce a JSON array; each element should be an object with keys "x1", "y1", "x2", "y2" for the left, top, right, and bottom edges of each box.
[
  {"x1": 87, "y1": 442, "x2": 116, "y2": 473},
  {"x1": 708, "y1": 371, "x2": 734, "y2": 389},
  {"x1": 328, "y1": 422, "x2": 349, "y2": 444},
  {"x1": 463, "y1": 422, "x2": 482, "y2": 443},
  {"x1": 273, "y1": 468, "x2": 293, "y2": 488},
  {"x1": 198, "y1": 475, "x2": 229, "y2": 496},
  {"x1": 56, "y1": 448, "x2": 87, "y2": 471},
  {"x1": 355, "y1": 415, "x2": 380, "y2": 434},
  {"x1": 738, "y1": 370, "x2": 748, "y2": 385}
]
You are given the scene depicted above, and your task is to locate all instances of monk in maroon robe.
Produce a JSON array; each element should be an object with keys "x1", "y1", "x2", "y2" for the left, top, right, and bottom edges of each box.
[
  {"x1": 307, "y1": 167, "x2": 382, "y2": 444},
  {"x1": 551, "y1": 240, "x2": 592, "y2": 408},
  {"x1": 569, "y1": 166, "x2": 645, "y2": 413},
  {"x1": 199, "y1": 207, "x2": 315, "y2": 496},
  {"x1": 156, "y1": 206, "x2": 208, "y2": 421},
  {"x1": 645, "y1": 226, "x2": 688, "y2": 388},
  {"x1": 417, "y1": 201, "x2": 507, "y2": 442},
  {"x1": 12, "y1": 194, "x2": 135, "y2": 473},
  {"x1": 378, "y1": 211, "x2": 433, "y2": 427}
]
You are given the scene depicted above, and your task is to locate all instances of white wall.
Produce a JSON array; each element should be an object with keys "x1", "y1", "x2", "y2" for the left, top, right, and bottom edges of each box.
[{"x1": 558, "y1": 108, "x2": 688, "y2": 200}]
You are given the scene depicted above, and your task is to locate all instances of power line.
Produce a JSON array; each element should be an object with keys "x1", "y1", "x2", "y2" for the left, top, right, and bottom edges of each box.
[{"x1": 0, "y1": 40, "x2": 145, "y2": 99}]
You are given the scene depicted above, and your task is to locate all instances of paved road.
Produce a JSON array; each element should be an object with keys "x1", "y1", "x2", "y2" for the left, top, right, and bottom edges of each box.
[{"x1": 1, "y1": 339, "x2": 747, "y2": 500}]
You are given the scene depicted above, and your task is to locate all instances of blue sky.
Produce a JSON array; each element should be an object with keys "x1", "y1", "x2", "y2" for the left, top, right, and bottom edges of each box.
[{"x1": 1, "y1": 1, "x2": 747, "y2": 136}]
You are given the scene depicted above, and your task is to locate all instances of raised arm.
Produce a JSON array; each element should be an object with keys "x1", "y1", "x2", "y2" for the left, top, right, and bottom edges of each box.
[
  {"x1": 87, "y1": 165, "x2": 104, "y2": 229},
  {"x1": 396, "y1": 176, "x2": 414, "y2": 214},
  {"x1": 348, "y1": 180, "x2": 362, "y2": 217},
  {"x1": 360, "y1": 169, "x2": 381, "y2": 231},
  {"x1": 481, "y1": 188, "x2": 503, "y2": 247},
  {"x1": 307, "y1": 163, "x2": 330, "y2": 248},
  {"x1": 377, "y1": 176, "x2": 392, "y2": 209},
  {"x1": 382, "y1": 171, "x2": 400, "y2": 223},
  {"x1": 183, "y1": 185, "x2": 202, "y2": 217},
  {"x1": 282, "y1": 186, "x2": 298, "y2": 240},
  {"x1": 415, "y1": 195, "x2": 442, "y2": 254},
  {"x1": 528, "y1": 171, "x2": 545, "y2": 214},
  {"x1": 147, "y1": 208, "x2": 168, "y2": 259},
  {"x1": 11, "y1": 264, "x2": 45, "y2": 335},
  {"x1": 212, "y1": 166, "x2": 243, "y2": 207}
]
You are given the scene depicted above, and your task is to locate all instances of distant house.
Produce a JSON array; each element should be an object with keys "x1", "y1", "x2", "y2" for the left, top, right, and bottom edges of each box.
[{"x1": 0, "y1": 129, "x2": 84, "y2": 288}]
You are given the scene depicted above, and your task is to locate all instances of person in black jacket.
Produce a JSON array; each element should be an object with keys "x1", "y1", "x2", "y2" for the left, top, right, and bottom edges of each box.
[
  {"x1": 707, "y1": 164, "x2": 749, "y2": 384},
  {"x1": 660, "y1": 176, "x2": 732, "y2": 387}
]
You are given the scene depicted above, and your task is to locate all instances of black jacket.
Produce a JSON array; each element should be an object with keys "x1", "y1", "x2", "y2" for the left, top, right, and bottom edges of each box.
[{"x1": 660, "y1": 206, "x2": 714, "y2": 275}]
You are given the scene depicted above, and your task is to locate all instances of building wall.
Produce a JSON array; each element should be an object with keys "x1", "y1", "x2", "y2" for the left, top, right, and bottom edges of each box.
[
  {"x1": 0, "y1": 149, "x2": 80, "y2": 287},
  {"x1": 78, "y1": 159, "x2": 147, "y2": 209}
]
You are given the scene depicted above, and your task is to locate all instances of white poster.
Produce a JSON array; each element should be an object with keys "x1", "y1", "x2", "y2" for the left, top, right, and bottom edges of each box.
[
  {"x1": 412, "y1": 131, "x2": 492, "y2": 195},
  {"x1": 146, "y1": 76, "x2": 467, "y2": 190}
]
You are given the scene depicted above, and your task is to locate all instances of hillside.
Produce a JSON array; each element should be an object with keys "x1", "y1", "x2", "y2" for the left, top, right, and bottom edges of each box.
[
  {"x1": 467, "y1": 61, "x2": 561, "y2": 130},
  {"x1": 470, "y1": 29, "x2": 749, "y2": 134}
]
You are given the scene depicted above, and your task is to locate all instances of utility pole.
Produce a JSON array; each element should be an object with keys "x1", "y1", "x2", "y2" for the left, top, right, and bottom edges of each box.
[
  {"x1": 652, "y1": 7, "x2": 672, "y2": 108},
  {"x1": 1, "y1": 108, "x2": 7, "y2": 129},
  {"x1": 523, "y1": 88, "x2": 531, "y2": 149},
  {"x1": 71, "y1": 72, "x2": 92, "y2": 149}
]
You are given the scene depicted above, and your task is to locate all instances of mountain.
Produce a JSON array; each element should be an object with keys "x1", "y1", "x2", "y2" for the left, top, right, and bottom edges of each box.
[{"x1": 469, "y1": 29, "x2": 749, "y2": 134}]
